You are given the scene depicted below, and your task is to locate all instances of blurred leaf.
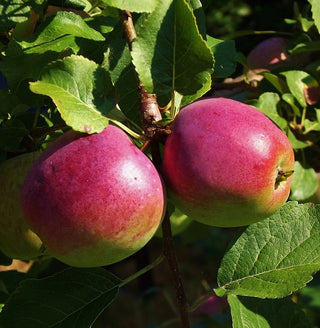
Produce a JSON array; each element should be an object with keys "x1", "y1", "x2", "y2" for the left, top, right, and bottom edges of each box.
[
  {"x1": 290, "y1": 161, "x2": 318, "y2": 201},
  {"x1": 215, "y1": 202, "x2": 320, "y2": 298},
  {"x1": 48, "y1": 0, "x2": 89, "y2": 10},
  {"x1": 281, "y1": 70, "x2": 317, "y2": 108},
  {"x1": 100, "y1": 0, "x2": 158, "y2": 12},
  {"x1": 0, "y1": 267, "x2": 122, "y2": 328},
  {"x1": 282, "y1": 93, "x2": 301, "y2": 117},
  {"x1": 228, "y1": 295, "x2": 312, "y2": 328},
  {"x1": 0, "y1": 90, "x2": 29, "y2": 117},
  {"x1": 207, "y1": 35, "x2": 237, "y2": 78},
  {"x1": 0, "y1": 0, "x2": 30, "y2": 32},
  {"x1": 287, "y1": 129, "x2": 309, "y2": 149},
  {"x1": 289, "y1": 41, "x2": 320, "y2": 54},
  {"x1": 249, "y1": 92, "x2": 287, "y2": 130},
  {"x1": 0, "y1": 119, "x2": 29, "y2": 152},
  {"x1": 262, "y1": 72, "x2": 289, "y2": 95},
  {"x1": 303, "y1": 119, "x2": 320, "y2": 133},
  {"x1": 300, "y1": 284, "x2": 320, "y2": 309},
  {"x1": 30, "y1": 55, "x2": 115, "y2": 133},
  {"x1": 308, "y1": 0, "x2": 320, "y2": 34},
  {"x1": 131, "y1": 0, "x2": 214, "y2": 105}
]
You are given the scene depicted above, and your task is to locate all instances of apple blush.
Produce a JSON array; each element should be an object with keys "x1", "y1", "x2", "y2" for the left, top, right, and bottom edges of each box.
[{"x1": 162, "y1": 97, "x2": 295, "y2": 227}]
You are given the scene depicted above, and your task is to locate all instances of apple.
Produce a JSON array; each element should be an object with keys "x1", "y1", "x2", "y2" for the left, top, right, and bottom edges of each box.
[
  {"x1": 0, "y1": 152, "x2": 48, "y2": 260},
  {"x1": 247, "y1": 37, "x2": 290, "y2": 70},
  {"x1": 162, "y1": 97, "x2": 295, "y2": 227},
  {"x1": 21, "y1": 125, "x2": 165, "y2": 267},
  {"x1": 192, "y1": 295, "x2": 228, "y2": 316}
]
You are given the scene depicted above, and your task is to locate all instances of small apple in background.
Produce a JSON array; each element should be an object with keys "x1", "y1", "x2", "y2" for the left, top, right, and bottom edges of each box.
[
  {"x1": 192, "y1": 295, "x2": 228, "y2": 317},
  {"x1": 247, "y1": 37, "x2": 290, "y2": 71},
  {"x1": 162, "y1": 97, "x2": 295, "y2": 228},
  {"x1": 21, "y1": 125, "x2": 165, "y2": 268},
  {"x1": 0, "y1": 152, "x2": 49, "y2": 260}
]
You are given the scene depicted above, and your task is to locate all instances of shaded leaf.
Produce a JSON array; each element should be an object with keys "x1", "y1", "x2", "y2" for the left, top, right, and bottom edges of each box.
[
  {"x1": 290, "y1": 161, "x2": 318, "y2": 201},
  {"x1": 207, "y1": 36, "x2": 237, "y2": 78},
  {"x1": 0, "y1": 268, "x2": 122, "y2": 328},
  {"x1": 0, "y1": 0, "x2": 30, "y2": 32},
  {"x1": 215, "y1": 202, "x2": 320, "y2": 298},
  {"x1": 228, "y1": 294, "x2": 311, "y2": 328},
  {"x1": 249, "y1": 92, "x2": 287, "y2": 129}
]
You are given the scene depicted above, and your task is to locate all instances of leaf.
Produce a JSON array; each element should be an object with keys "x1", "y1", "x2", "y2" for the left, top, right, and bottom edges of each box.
[
  {"x1": 0, "y1": 0, "x2": 30, "y2": 32},
  {"x1": 207, "y1": 36, "x2": 237, "y2": 78},
  {"x1": 102, "y1": 0, "x2": 158, "y2": 13},
  {"x1": 290, "y1": 161, "x2": 318, "y2": 201},
  {"x1": 131, "y1": 0, "x2": 214, "y2": 106},
  {"x1": 308, "y1": 0, "x2": 320, "y2": 34},
  {"x1": 248, "y1": 92, "x2": 287, "y2": 130},
  {"x1": 262, "y1": 72, "x2": 289, "y2": 95},
  {"x1": 228, "y1": 295, "x2": 312, "y2": 328},
  {"x1": 282, "y1": 93, "x2": 301, "y2": 117},
  {"x1": 287, "y1": 129, "x2": 309, "y2": 149},
  {"x1": 30, "y1": 55, "x2": 116, "y2": 133},
  {"x1": 280, "y1": 70, "x2": 318, "y2": 108},
  {"x1": 20, "y1": 11, "x2": 105, "y2": 49},
  {"x1": 215, "y1": 202, "x2": 320, "y2": 299},
  {"x1": 0, "y1": 267, "x2": 122, "y2": 328}
]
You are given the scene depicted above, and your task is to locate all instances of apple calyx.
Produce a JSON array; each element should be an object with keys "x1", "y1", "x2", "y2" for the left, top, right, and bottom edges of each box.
[{"x1": 275, "y1": 168, "x2": 294, "y2": 189}]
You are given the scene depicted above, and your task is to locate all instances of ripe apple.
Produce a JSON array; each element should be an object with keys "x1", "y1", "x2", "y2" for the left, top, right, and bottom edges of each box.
[
  {"x1": 21, "y1": 125, "x2": 165, "y2": 267},
  {"x1": 247, "y1": 37, "x2": 290, "y2": 70},
  {"x1": 0, "y1": 152, "x2": 48, "y2": 260},
  {"x1": 162, "y1": 97, "x2": 295, "y2": 227}
]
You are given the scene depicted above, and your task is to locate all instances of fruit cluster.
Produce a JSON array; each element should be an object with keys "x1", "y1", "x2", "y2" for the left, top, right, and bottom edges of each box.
[{"x1": 1, "y1": 97, "x2": 295, "y2": 267}]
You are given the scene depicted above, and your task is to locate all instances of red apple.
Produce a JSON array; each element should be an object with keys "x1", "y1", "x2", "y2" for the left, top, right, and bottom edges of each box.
[
  {"x1": 247, "y1": 37, "x2": 289, "y2": 70},
  {"x1": 0, "y1": 152, "x2": 48, "y2": 260},
  {"x1": 162, "y1": 97, "x2": 295, "y2": 227},
  {"x1": 21, "y1": 125, "x2": 165, "y2": 267}
]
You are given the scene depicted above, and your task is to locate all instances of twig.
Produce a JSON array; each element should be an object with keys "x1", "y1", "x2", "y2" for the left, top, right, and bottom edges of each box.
[{"x1": 120, "y1": 10, "x2": 190, "y2": 327}]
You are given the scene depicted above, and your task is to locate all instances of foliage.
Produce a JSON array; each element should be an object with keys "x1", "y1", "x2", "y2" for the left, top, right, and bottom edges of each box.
[{"x1": 0, "y1": 0, "x2": 320, "y2": 327}]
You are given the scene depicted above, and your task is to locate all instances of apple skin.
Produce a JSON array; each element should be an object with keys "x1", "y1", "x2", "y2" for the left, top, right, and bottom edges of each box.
[
  {"x1": 21, "y1": 125, "x2": 165, "y2": 267},
  {"x1": 162, "y1": 97, "x2": 295, "y2": 227},
  {"x1": 0, "y1": 152, "x2": 48, "y2": 260}
]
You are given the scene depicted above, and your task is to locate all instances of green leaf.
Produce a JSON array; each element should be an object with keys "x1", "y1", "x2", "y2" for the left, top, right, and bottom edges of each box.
[
  {"x1": 262, "y1": 72, "x2": 289, "y2": 95},
  {"x1": 300, "y1": 283, "x2": 320, "y2": 308},
  {"x1": 282, "y1": 93, "x2": 301, "y2": 117},
  {"x1": 30, "y1": 55, "x2": 115, "y2": 133},
  {"x1": 215, "y1": 202, "x2": 320, "y2": 299},
  {"x1": 0, "y1": 268, "x2": 122, "y2": 328},
  {"x1": 20, "y1": 11, "x2": 105, "y2": 49},
  {"x1": 0, "y1": 0, "x2": 30, "y2": 32},
  {"x1": 287, "y1": 129, "x2": 309, "y2": 149},
  {"x1": 308, "y1": 0, "x2": 320, "y2": 34},
  {"x1": 131, "y1": 0, "x2": 214, "y2": 106},
  {"x1": 289, "y1": 41, "x2": 320, "y2": 55},
  {"x1": 207, "y1": 35, "x2": 237, "y2": 78},
  {"x1": 228, "y1": 295, "x2": 312, "y2": 328},
  {"x1": 248, "y1": 92, "x2": 287, "y2": 130},
  {"x1": 102, "y1": 0, "x2": 158, "y2": 12},
  {"x1": 290, "y1": 161, "x2": 318, "y2": 201},
  {"x1": 280, "y1": 70, "x2": 317, "y2": 108}
]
